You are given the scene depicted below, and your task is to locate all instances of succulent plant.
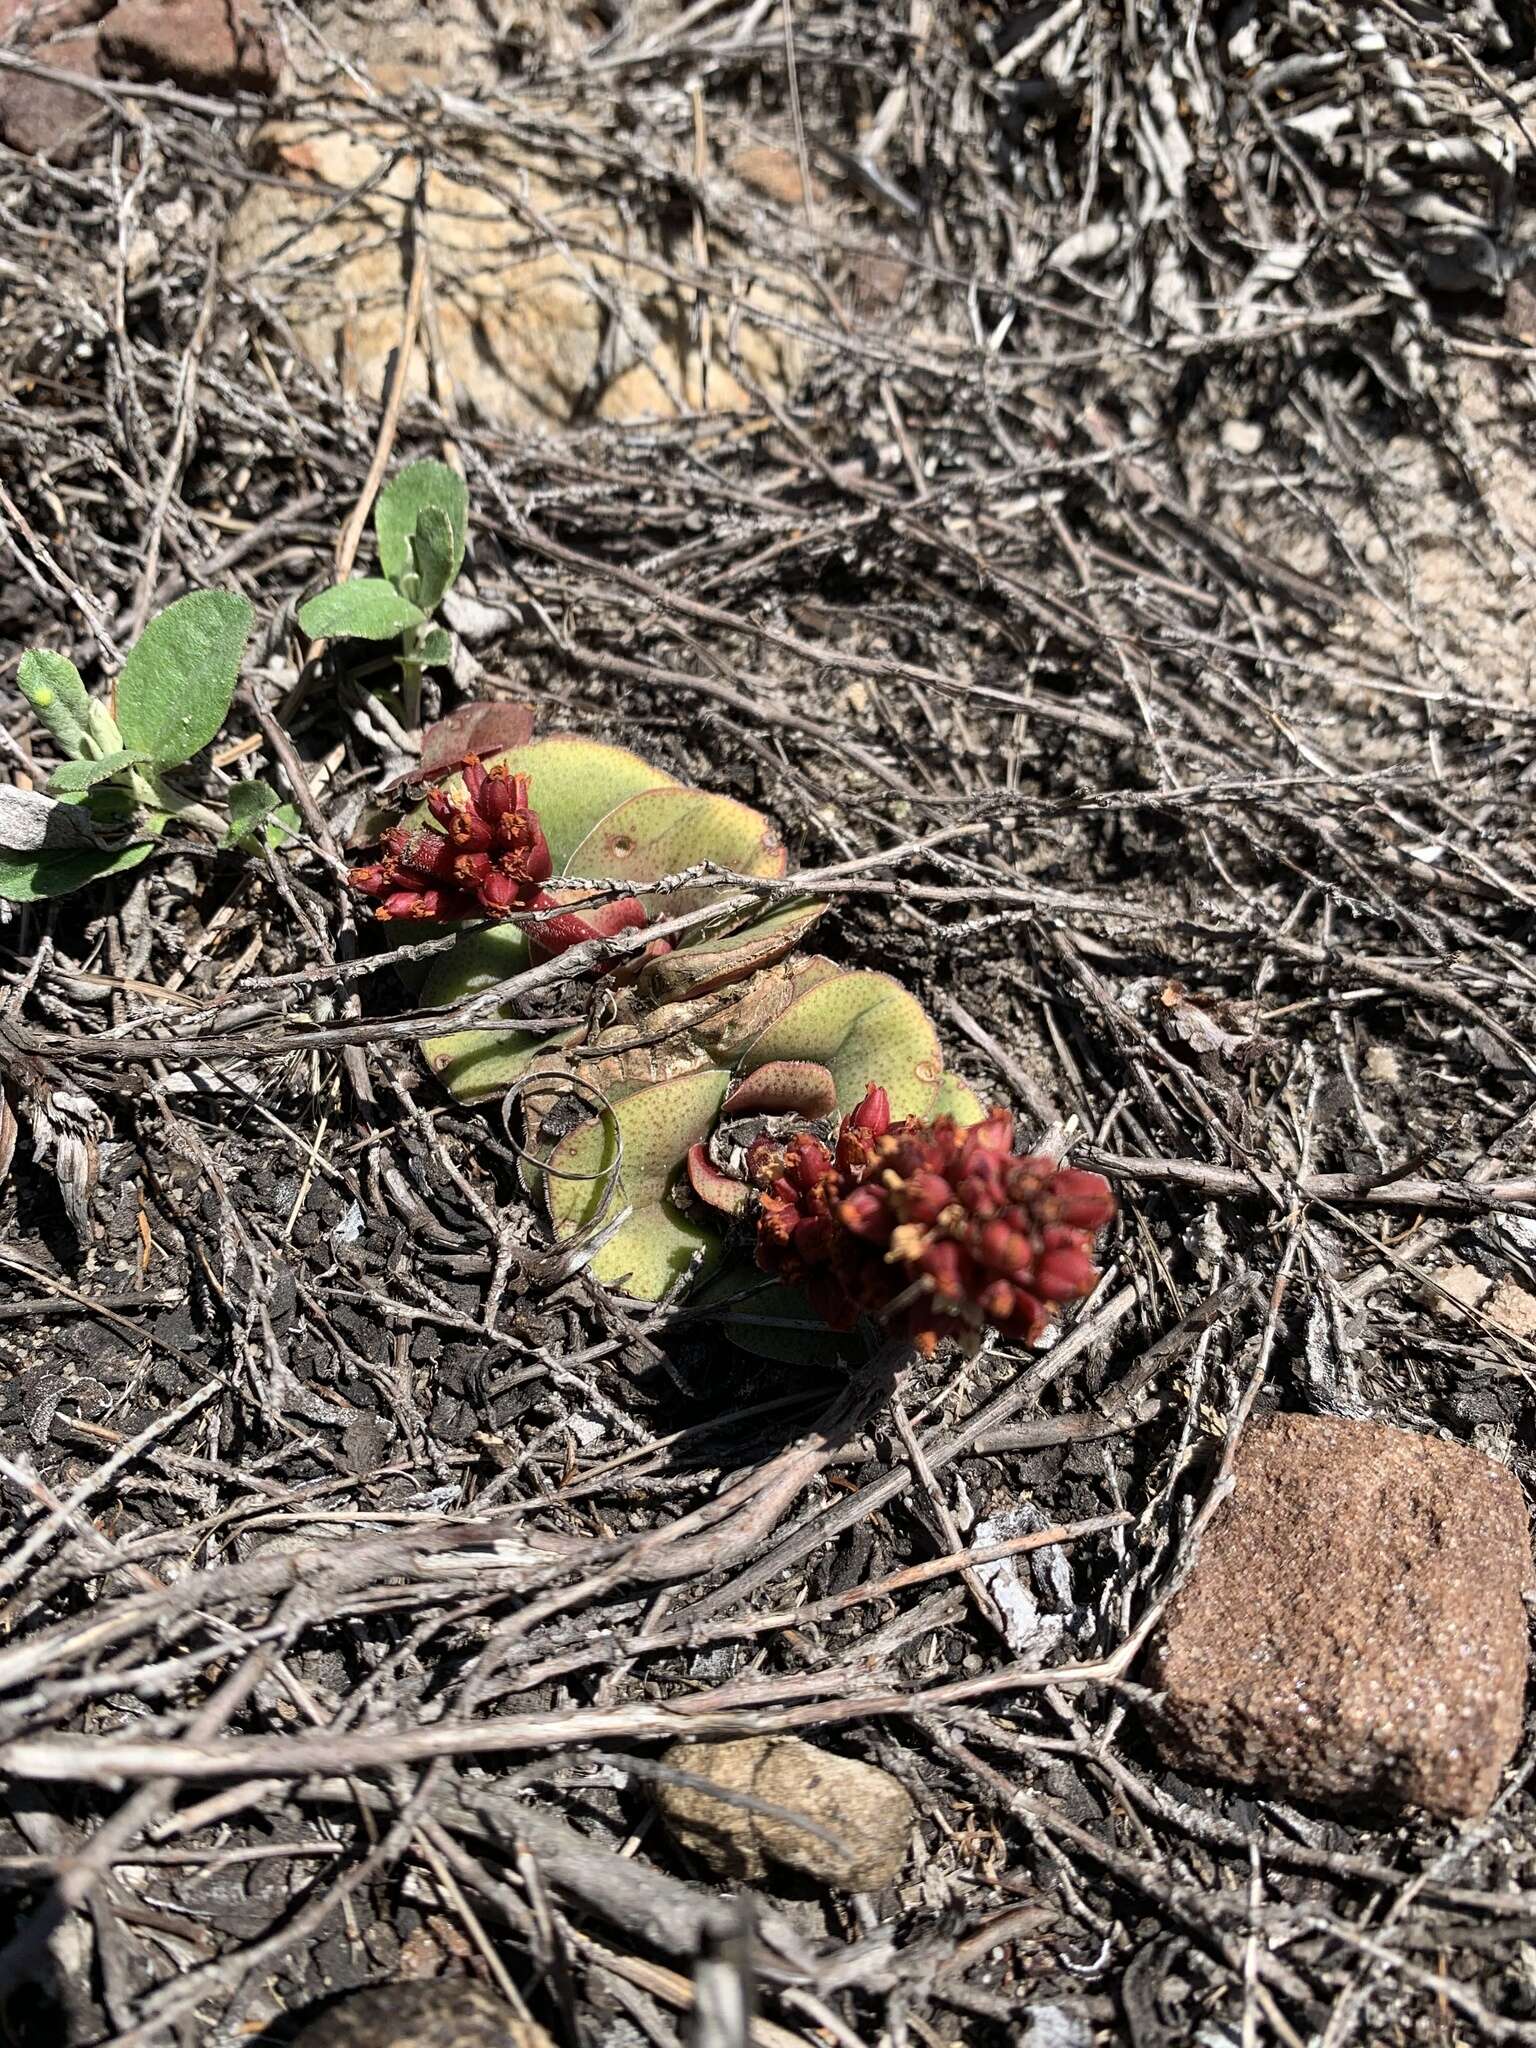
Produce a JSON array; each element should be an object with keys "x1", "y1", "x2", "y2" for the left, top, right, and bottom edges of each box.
[{"x1": 352, "y1": 731, "x2": 1114, "y2": 1359}]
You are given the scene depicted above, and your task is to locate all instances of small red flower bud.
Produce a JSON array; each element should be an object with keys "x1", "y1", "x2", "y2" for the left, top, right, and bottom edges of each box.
[
  {"x1": 1049, "y1": 1168, "x2": 1116, "y2": 1230},
  {"x1": 749, "y1": 1093, "x2": 1115, "y2": 1352},
  {"x1": 471, "y1": 761, "x2": 516, "y2": 820},
  {"x1": 977, "y1": 1217, "x2": 1032, "y2": 1277},
  {"x1": 793, "y1": 1213, "x2": 840, "y2": 1265},
  {"x1": 955, "y1": 1161, "x2": 1006, "y2": 1219},
  {"x1": 384, "y1": 886, "x2": 449, "y2": 919},
  {"x1": 478, "y1": 869, "x2": 523, "y2": 911},
  {"x1": 521, "y1": 827, "x2": 554, "y2": 886},
  {"x1": 919, "y1": 1238, "x2": 970, "y2": 1302},
  {"x1": 850, "y1": 1085, "x2": 891, "y2": 1135},
  {"x1": 977, "y1": 1277, "x2": 1018, "y2": 1323},
  {"x1": 353, "y1": 762, "x2": 588, "y2": 929},
  {"x1": 838, "y1": 1185, "x2": 893, "y2": 1242},
  {"x1": 963, "y1": 1111, "x2": 1015, "y2": 1160},
  {"x1": 785, "y1": 1133, "x2": 833, "y2": 1194},
  {"x1": 898, "y1": 1170, "x2": 954, "y2": 1225},
  {"x1": 388, "y1": 827, "x2": 457, "y2": 879},
  {"x1": 1033, "y1": 1243, "x2": 1100, "y2": 1302}
]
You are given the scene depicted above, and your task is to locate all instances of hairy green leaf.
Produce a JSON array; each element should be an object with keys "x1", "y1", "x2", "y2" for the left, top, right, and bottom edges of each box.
[
  {"x1": 409, "y1": 506, "x2": 457, "y2": 614},
  {"x1": 115, "y1": 592, "x2": 254, "y2": 765},
  {"x1": 298, "y1": 580, "x2": 426, "y2": 643},
  {"x1": 375, "y1": 460, "x2": 468, "y2": 595},
  {"x1": 0, "y1": 838, "x2": 155, "y2": 903},
  {"x1": 417, "y1": 626, "x2": 454, "y2": 668},
  {"x1": 48, "y1": 750, "x2": 145, "y2": 795},
  {"x1": 225, "y1": 779, "x2": 301, "y2": 850},
  {"x1": 19, "y1": 649, "x2": 95, "y2": 758}
]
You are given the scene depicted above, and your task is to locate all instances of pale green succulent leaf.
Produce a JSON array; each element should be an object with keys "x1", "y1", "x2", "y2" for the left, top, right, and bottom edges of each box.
[
  {"x1": 419, "y1": 923, "x2": 539, "y2": 1101},
  {"x1": 933, "y1": 1072, "x2": 988, "y2": 1127},
  {"x1": 563, "y1": 784, "x2": 787, "y2": 926},
  {"x1": 547, "y1": 1067, "x2": 730, "y2": 1299},
  {"x1": 737, "y1": 969, "x2": 943, "y2": 1119},
  {"x1": 405, "y1": 736, "x2": 681, "y2": 880},
  {"x1": 496, "y1": 737, "x2": 682, "y2": 872}
]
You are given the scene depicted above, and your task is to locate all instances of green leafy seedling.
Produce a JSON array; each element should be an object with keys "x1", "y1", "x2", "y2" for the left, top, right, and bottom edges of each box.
[
  {"x1": 298, "y1": 458, "x2": 470, "y2": 732},
  {"x1": 224, "y1": 780, "x2": 302, "y2": 852},
  {"x1": 3, "y1": 592, "x2": 255, "y2": 903}
]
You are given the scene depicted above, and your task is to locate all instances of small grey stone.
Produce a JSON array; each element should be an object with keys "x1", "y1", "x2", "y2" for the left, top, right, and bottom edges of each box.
[{"x1": 1220, "y1": 419, "x2": 1265, "y2": 456}]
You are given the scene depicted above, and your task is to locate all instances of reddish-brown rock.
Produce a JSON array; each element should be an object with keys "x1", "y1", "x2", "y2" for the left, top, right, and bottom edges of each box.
[
  {"x1": 1145, "y1": 1413, "x2": 1532, "y2": 1819},
  {"x1": 0, "y1": 28, "x2": 100, "y2": 158},
  {"x1": 98, "y1": 0, "x2": 278, "y2": 95}
]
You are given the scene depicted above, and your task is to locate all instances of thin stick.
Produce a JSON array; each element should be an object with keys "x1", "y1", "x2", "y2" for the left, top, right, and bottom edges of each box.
[{"x1": 333, "y1": 178, "x2": 429, "y2": 585}]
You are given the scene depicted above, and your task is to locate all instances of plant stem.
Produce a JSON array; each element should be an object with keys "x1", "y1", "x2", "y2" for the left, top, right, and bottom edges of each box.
[
  {"x1": 129, "y1": 767, "x2": 224, "y2": 840},
  {"x1": 399, "y1": 655, "x2": 424, "y2": 736},
  {"x1": 398, "y1": 618, "x2": 428, "y2": 737}
]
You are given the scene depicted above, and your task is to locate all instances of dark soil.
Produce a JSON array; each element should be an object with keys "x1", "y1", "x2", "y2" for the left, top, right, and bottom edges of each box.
[{"x1": 3, "y1": 4, "x2": 1536, "y2": 2045}]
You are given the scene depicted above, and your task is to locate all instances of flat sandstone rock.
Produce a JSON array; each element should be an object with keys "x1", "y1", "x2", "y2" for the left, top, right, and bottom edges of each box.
[
  {"x1": 657, "y1": 1735, "x2": 914, "y2": 1890},
  {"x1": 222, "y1": 0, "x2": 816, "y2": 427},
  {"x1": 1145, "y1": 1413, "x2": 1532, "y2": 1819}
]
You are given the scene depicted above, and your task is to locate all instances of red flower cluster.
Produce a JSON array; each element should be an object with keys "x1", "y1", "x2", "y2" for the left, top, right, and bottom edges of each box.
[
  {"x1": 748, "y1": 1087, "x2": 1114, "y2": 1353},
  {"x1": 351, "y1": 757, "x2": 647, "y2": 952}
]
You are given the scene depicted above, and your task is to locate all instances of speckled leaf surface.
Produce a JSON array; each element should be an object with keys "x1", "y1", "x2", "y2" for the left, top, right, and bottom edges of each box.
[
  {"x1": 738, "y1": 970, "x2": 943, "y2": 1119},
  {"x1": 547, "y1": 1067, "x2": 731, "y2": 1298},
  {"x1": 933, "y1": 1072, "x2": 987, "y2": 1127},
  {"x1": 563, "y1": 785, "x2": 786, "y2": 921}
]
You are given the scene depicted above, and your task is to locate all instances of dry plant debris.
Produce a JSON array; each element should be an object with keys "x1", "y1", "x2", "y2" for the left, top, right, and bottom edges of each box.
[{"x1": 3, "y1": 0, "x2": 1536, "y2": 2043}]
